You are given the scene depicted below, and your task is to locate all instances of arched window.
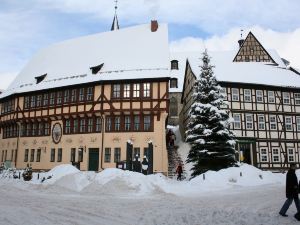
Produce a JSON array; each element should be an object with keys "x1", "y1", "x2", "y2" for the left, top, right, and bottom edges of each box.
[
  {"x1": 171, "y1": 60, "x2": 179, "y2": 70},
  {"x1": 170, "y1": 97, "x2": 178, "y2": 116}
]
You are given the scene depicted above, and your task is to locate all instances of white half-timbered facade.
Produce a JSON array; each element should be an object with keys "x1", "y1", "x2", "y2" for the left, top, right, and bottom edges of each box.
[{"x1": 179, "y1": 32, "x2": 300, "y2": 170}]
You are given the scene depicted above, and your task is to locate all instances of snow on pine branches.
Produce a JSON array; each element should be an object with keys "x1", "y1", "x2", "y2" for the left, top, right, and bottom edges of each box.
[{"x1": 186, "y1": 50, "x2": 237, "y2": 178}]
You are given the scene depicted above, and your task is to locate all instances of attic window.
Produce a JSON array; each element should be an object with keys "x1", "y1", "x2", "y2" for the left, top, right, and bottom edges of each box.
[
  {"x1": 171, "y1": 60, "x2": 179, "y2": 70},
  {"x1": 90, "y1": 63, "x2": 104, "y2": 74},
  {"x1": 170, "y1": 78, "x2": 178, "y2": 88},
  {"x1": 35, "y1": 74, "x2": 47, "y2": 84}
]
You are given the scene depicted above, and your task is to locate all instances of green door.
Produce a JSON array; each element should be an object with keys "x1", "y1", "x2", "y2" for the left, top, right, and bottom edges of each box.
[{"x1": 88, "y1": 148, "x2": 99, "y2": 171}]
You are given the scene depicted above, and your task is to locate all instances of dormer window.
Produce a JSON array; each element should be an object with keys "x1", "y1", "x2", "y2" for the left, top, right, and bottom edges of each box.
[
  {"x1": 171, "y1": 60, "x2": 179, "y2": 70},
  {"x1": 170, "y1": 78, "x2": 178, "y2": 88},
  {"x1": 90, "y1": 63, "x2": 104, "y2": 74},
  {"x1": 35, "y1": 74, "x2": 47, "y2": 84}
]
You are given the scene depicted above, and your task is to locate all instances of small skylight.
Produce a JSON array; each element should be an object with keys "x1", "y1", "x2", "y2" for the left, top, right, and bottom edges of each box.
[
  {"x1": 90, "y1": 63, "x2": 104, "y2": 74},
  {"x1": 35, "y1": 74, "x2": 47, "y2": 84}
]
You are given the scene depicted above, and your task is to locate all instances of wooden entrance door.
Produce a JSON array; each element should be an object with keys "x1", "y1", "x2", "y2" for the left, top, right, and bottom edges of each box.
[{"x1": 88, "y1": 148, "x2": 99, "y2": 171}]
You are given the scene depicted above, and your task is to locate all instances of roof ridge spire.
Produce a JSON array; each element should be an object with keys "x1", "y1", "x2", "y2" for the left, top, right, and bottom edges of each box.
[{"x1": 111, "y1": 0, "x2": 119, "y2": 31}]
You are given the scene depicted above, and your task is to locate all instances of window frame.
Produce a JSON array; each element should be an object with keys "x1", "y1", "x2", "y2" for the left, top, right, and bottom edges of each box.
[
  {"x1": 260, "y1": 148, "x2": 268, "y2": 162},
  {"x1": 232, "y1": 88, "x2": 239, "y2": 101},
  {"x1": 244, "y1": 89, "x2": 251, "y2": 102},
  {"x1": 256, "y1": 90, "x2": 263, "y2": 103}
]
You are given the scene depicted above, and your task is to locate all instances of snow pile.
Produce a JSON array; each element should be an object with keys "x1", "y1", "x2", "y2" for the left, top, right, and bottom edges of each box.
[{"x1": 41, "y1": 164, "x2": 80, "y2": 185}]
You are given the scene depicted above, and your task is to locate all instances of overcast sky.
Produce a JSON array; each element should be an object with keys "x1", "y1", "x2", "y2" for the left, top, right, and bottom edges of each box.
[{"x1": 1, "y1": 0, "x2": 300, "y2": 90}]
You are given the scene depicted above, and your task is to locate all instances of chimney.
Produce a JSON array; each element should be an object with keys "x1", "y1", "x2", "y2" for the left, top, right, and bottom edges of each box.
[{"x1": 151, "y1": 20, "x2": 158, "y2": 32}]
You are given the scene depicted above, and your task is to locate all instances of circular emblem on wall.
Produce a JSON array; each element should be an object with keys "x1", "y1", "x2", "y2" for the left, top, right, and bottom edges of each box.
[{"x1": 52, "y1": 123, "x2": 62, "y2": 144}]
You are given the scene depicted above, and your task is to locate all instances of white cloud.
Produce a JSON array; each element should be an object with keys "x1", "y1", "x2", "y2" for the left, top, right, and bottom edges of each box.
[{"x1": 170, "y1": 26, "x2": 300, "y2": 69}]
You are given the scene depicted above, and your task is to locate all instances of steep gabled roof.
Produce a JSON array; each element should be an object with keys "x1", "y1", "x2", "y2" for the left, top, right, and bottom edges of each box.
[{"x1": 233, "y1": 32, "x2": 277, "y2": 65}]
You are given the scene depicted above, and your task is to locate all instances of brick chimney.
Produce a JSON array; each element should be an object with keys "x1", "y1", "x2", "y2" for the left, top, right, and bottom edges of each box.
[{"x1": 151, "y1": 20, "x2": 158, "y2": 32}]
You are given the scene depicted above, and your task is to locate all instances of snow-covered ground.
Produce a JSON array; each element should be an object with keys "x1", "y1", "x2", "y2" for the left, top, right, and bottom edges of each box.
[{"x1": 0, "y1": 164, "x2": 298, "y2": 225}]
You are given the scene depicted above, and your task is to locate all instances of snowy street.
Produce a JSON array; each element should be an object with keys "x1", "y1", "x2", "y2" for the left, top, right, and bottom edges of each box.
[{"x1": 0, "y1": 176, "x2": 298, "y2": 225}]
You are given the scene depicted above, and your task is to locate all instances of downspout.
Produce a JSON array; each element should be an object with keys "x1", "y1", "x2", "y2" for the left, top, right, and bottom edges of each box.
[
  {"x1": 15, "y1": 122, "x2": 21, "y2": 168},
  {"x1": 100, "y1": 114, "x2": 105, "y2": 170}
]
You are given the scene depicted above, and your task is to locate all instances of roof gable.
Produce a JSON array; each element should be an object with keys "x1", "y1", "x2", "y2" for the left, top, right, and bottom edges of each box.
[{"x1": 233, "y1": 32, "x2": 276, "y2": 64}]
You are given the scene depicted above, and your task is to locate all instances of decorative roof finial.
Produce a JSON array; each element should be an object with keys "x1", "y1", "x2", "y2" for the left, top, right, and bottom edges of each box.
[
  {"x1": 111, "y1": 0, "x2": 119, "y2": 31},
  {"x1": 238, "y1": 29, "x2": 244, "y2": 48}
]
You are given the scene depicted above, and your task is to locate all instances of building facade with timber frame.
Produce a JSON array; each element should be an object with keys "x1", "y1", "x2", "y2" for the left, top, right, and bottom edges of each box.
[
  {"x1": 0, "y1": 22, "x2": 171, "y2": 174},
  {"x1": 179, "y1": 32, "x2": 300, "y2": 170}
]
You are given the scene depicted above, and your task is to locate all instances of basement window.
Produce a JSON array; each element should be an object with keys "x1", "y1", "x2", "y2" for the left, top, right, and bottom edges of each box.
[
  {"x1": 90, "y1": 63, "x2": 104, "y2": 74},
  {"x1": 35, "y1": 74, "x2": 47, "y2": 84}
]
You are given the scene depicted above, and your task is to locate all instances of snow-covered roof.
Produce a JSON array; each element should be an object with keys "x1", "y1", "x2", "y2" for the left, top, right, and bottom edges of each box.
[
  {"x1": 1, "y1": 23, "x2": 170, "y2": 98},
  {"x1": 181, "y1": 50, "x2": 300, "y2": 89}
]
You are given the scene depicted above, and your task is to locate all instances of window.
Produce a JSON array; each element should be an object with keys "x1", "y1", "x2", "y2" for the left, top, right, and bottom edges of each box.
[
  {"x1": 43, "y1": 93, "x2": 48, "y2": 106},
  {"x1": 36, "y1": 95, "x2": 42, "y2": 107},
  {"x1": 144, "y1": 115, "x2": 151, "y2": 131},
  {"x1": 220, "y1": 87, "x2": 227, "y2": 99},
  {"x1": 246, "y1": 114, "x2": 253, "y2": 129},
  {"x1": 133, "y1": 84, "x2": 140, "y2": 98},
  {"x1": 268, "y1": 91, "x2": 275, "y2": 103},
  {"x1": 87, "y1": 118, "x2": 93, "y2": 133},
  {"x1": 288, "y1": 148, "x2": 295, "y2": 162},
  {"x1": 57, "y1": 148, "x2": 62, "y2": 162},
  {"x1": 270, "y1": 116, "x2": 277, "y2": 130},
  {"x1": 244, "y1": 89, "x2": 251, "y2": 102},
  {"x1": 50, "y1": 148, "x2": 55, "y2": 162},
  {"x1": 70, "y1": 148, "x2": 76, "y2": 162},
  {"x1": 104, "y1": 148, "x2": 111, "y2": 163},
  {"x1": 24, "y1": 149, "x2": 29, "y2": 162},
  {"x1": 26, "y1": 123, "x2": 31, "y2": 136},
  {"x1": 260, "y1": 148, "x2": 268, "y2": 162},
  {"x1": 297, "y1": 117, "x2": 300, "y2": 131},
  {"x1": 115, "y1": 117, "x2": 121, "y2": 131},
  {"x1": 283, "y1": 92, "x2": 290, "y2": 104},
  {"x1": 133, "y1": 148, "x2": 140, "y2": 158},
  {"x1": 71, "y1": 89, "x2": 77, "y2": 102},
  {"x1": 171, "y1": 60, "x2": 179, "y2": 70},
  {"x1": 86, "y1": 87, "x2": 93, "y2": 101},
  {"x1": 112, "y1": 84, "x2": 121, "y2": 98},
  {"x1": 30, "y1": 149, "x2": 35, "y2": 162},
  {"x1": 36, "y1": 149, "x2": 41, "y2": 162},
  {"x1": 65, "y1": 120, "x2": 71, "y2": 134},
  {"x1": 232, "y1": 88, "x2": 239, "y2": 101},
  {"x1": 125, "y1": 116, "x2": 131, "y2": 131},
  {"x1": 38, "y1": 123, "x2": 44, "y2": 136},
  {"x1": 295, "y1": 93, "x2": 300, "y2": 105},
  {"x1": 272, "y1": 148, "x2": 280, "y2": 162},
  {"x1": 32, "y1": 123, "x2": 37, "y2": 136},
  {"x1": 123, "y1": 84, "x2": 130, "y2": 98},
  {"x1": 79, "y1": 118, "x2": 86, "y2": 133},
  {"x1": 30, "y1": 96, "x2": 36, "y2": 108},
  {"x1": 285, "y1": 117, "x2": 292, "y2": 131},
  {"x1": 44, "y1": 123, "x2": 50, "y2": 135},
  {"x1": 144, "y1": 148, "x2": 149, "y2": 159},
  {"x1": 96, "y1": 117, "x2": 101, "y2": 132},
  {"x1": 24, "y1": 96, "x2": 30, "y2": 109},
  {"x1": 49, "y1": 93, "x2": 55, "y2": 105},
  {"x1": 143, "y1": 83, "x2": 151, "y2": 97},
  {"x1": 106, "y1": 117, "x2": 112, "y2": 131},
  {"x1": 134, "y1": 115, "x2": 140, "y2": 131},
  {"x1": 258, "y1": 115, "x2": 265, "y2": 130},
  {"x1": 73, "y1": 119, "x2": 78, "y2": 133},
  {"x1": 79, "y1": 88, "x2": 85, "y2": 101},
  {"x1": 114, "y1": 148, "x2": 121, "y2": 163},
  {"x1": 233, "y1": 114, "x2": 241, "y2": 129},
  {"x1": 64, "y1": 90, "x2": 70, "y2": 103},
  {"x1": 78, "y1": 148, "x2": 83, "y2": 162},
  {"x1": 170, "y1": 79, "x2": 178, "y2": 88},
  {"x1": 256, "y1": 90, "x2": 263, "y2": 102}
]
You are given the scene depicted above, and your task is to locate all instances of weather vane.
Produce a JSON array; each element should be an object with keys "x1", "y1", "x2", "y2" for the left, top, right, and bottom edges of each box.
[
  {"x1": 114, "y1": 0, "x2": 118, "y2": 14},
  {"x1": 240, "y1": 29, "x2": 244, "y2": 39}
]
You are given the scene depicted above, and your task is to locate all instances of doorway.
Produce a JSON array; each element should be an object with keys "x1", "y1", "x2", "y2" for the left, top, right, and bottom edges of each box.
[
  {"x1": 88, "y1": 148, "x2": 99, "y2": 171},
  {"x1": 237, "y1": 142, "x2": 254, "y2": 165}
]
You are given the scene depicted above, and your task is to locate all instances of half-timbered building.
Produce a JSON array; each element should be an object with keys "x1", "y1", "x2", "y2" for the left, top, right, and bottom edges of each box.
[
  {"x1": 179, "y1": 32, "x2": 300, "y2": 170},
  {"x1": 0, "y1": 21, "x2": 170, "y2": 174}
]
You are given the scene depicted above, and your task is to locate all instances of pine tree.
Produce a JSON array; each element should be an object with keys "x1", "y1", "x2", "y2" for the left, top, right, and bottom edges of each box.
[{"x1": 186, "y1": 50, "x2": 237, "y2": 178}]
